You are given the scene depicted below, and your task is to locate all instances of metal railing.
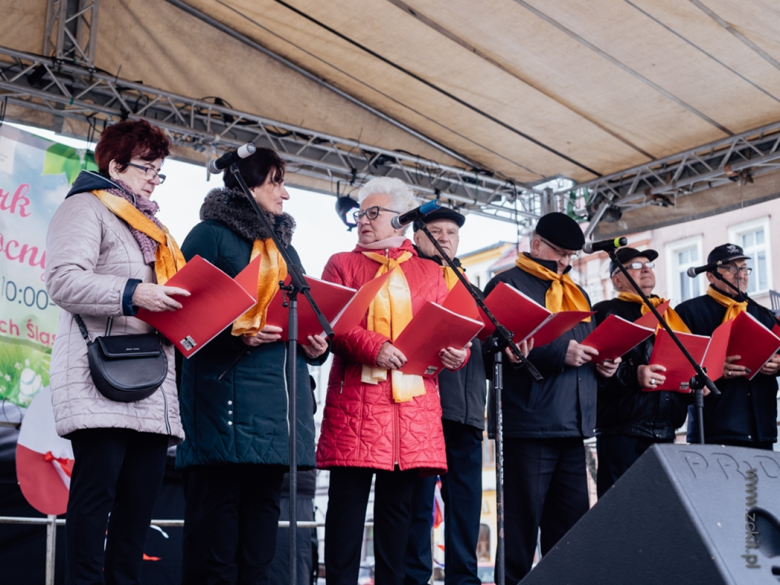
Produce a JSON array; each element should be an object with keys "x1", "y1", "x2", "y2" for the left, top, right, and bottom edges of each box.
[{"x1": 0, "y1": 514, "x2": 373, "y2": 585}]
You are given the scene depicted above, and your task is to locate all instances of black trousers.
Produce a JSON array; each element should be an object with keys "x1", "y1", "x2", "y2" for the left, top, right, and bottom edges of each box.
[
  {"x1": 596, "y1": 435, "x2": 673, "y2": 498},
  {"x1": 502, "y1": 437, "x2": 590, "y2": 584},
  {"x1": 403, "y1": 421, "x2": 483, "y2": 585},
  {"x1": 65, "y1": 427, "x2": 169, "y2": 585},
  {"x1": 181, "y1": 464, "x2": 286, "y2": 585},
  {"x1": 324, "y1": 467, "x2": 419, "y2": 585},
  {"x1": 268, "y1": 496, "x2": 316, "y2": 585}
]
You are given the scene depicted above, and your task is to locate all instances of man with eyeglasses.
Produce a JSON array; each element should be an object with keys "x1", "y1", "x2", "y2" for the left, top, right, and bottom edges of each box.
[
  {"x1": 676, "y1": 243, "x2": 780, "y2": 449},
  {"x1": 482, "y1": 212, "x2": 619, "y2": 583},
  {"x1": 592, "y1": 247, "x2": 692, "y2": 498}
]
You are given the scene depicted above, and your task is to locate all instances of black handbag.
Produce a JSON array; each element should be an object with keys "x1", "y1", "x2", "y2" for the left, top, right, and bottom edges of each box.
[{"x1": 74, "y1": 315, "x2": 168, "y2": 402}]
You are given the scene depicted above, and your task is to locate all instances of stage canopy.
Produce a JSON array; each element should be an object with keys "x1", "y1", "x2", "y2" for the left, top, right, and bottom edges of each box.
[{"x1": 2, "y1": 0, "x2": 780, "y2": 235}]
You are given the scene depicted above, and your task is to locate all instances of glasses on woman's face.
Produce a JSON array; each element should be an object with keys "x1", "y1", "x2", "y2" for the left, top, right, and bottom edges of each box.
[
  {"x1": 127, "y1": 162, "x2": 166, "y2": 184},
  {"x1": 721, "y1": 264, "x2": 752, "y2": 275},
  {"x1": 540, "y1": 237, "x2": 579, "y2": 261},
  {"x1": 352, "y1": 205, "x2": 399, "y2": 222},
  {"x1": 625, "y1": 261, "x2": 655, "y2": 271}
]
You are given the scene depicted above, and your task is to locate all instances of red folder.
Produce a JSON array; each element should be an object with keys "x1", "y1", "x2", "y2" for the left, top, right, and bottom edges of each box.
[
  {"x1": 330, "y1": 272, "x2": 392, "y2": 336},
  {"x1": 647, "y1": 329, "x2": 728, "y2": 392},
  {"x1": 266, "y1": 272, "x2": 394, "y2": 343},
  {"x1": 581, "y1": 315, "x2": 654, "y2": 362},
  {"x1": 633, "y1": 300, "x2": 671, "y2": 329},
  {"x1": 475, "y1": 282, "x2": 592, "y2": 347},
  {"x1": 441, "y1": 279, "x2": 482, "y2": 322},
  {"x1": 137, "y1": 254, "x2": 260, "y2": 358},
  {"x1": 265, "y1": 276, "x2": 356, "y2": 344},
  {"x1": 395, "y1": 302, "x2": 484, "y2": 377},
  {"x1": 723, "y1": 311, "x2": 780, "y2": 380}
]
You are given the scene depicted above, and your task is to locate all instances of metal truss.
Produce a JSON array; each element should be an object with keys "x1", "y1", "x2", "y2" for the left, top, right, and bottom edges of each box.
[
  {"x1": 43, "y1": 0, "x2": 100, "y2": 67},
  {"x1": 0, "y1": 45, "x2": 549, "y2": 226},
  {"x1": 576, "y1": 120, "x2": 780, "y2": 235}
]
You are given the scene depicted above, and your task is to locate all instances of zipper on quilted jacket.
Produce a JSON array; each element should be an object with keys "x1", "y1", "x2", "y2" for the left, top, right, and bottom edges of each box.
[
  {"x1": 161, "y1": 384, "x2": 171, "y2": 436},
  {"x1": 393, "y1": 401, "x2": 400, "y2": 467}
]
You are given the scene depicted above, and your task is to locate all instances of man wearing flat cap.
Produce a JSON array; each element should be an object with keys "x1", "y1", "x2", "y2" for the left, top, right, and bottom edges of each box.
[
  {"x1": 592, "y1": 247, "x2": 691, "y2": 498},
  {"x1": 402, "y1": 207, "x2": 489, "y2": 585},
  {"x1": 482, "y1": 212, "x2": 619, "y2": 582},
  {"x1": 676, "y1": 243, "x2": 780, "y2": 449}
]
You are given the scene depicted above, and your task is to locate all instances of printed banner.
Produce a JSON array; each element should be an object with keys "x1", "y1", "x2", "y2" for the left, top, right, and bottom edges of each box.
[{"x1": 0, "y1": 124, "x2": 95, "y2": 407}]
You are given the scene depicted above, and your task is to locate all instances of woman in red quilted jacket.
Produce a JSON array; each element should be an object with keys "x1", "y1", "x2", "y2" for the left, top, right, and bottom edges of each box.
[{"x1": 318, "y1": 178, "x2": 469, "y2": 585}]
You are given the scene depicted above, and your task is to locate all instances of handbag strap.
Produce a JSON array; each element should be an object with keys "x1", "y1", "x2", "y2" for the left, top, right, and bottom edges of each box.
[
  {"x1": 73, "y1": 315, "x2": 114, "y2": 346},
  {"x1": 73, "y1": 314, "x2": 92, "y2": 345}
]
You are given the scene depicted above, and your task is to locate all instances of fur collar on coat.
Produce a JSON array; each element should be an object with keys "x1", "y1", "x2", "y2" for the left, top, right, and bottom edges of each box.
[{"x1": 200, "y1": 187, "x2": 296, "y2": 247}]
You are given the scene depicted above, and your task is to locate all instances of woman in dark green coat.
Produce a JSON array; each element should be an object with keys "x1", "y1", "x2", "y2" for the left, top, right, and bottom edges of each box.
[{"x1": 177, "y1": 148, "x2": 328, "y2": 584}]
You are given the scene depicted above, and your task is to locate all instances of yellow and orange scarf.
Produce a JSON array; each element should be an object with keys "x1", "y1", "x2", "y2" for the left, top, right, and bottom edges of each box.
[
  {"x1": 515, "y1": 253, "x2": 591, "y2": 321},
  {"x1": 706, "y1": 286, "x2": 748, "y2": 323},
  {"x1": 232, "y1": 239, "x2": 287, "y2": 337},
  {"x1": 361, "y1": 250, "x2": 426, "y2": 403},
  {"x1": 616, "y1": 292, "x2": 690, "y2": 333},
  {"x1": 93, "y1": 190, "x2": 185, "y2": 284}
]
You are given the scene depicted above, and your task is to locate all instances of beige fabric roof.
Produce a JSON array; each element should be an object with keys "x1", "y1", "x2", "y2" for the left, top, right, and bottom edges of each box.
[{"x1": 3, "y1": 0, "x2": 780, "y2": 195}]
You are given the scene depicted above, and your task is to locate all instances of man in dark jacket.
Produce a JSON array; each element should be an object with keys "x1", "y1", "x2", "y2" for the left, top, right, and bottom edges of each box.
[
  {"x1": 483, "y1": 212, "x2": 619, "y2": 583},
  {"x1": 593, "y1": 247, "x2": 690, "y2": 498},
  {"x1": 403, "y1": 208, "x2": 487, "y2": 585},
  {"x1": 676, "y1": 243, "x2": 780, "y2": 449}
]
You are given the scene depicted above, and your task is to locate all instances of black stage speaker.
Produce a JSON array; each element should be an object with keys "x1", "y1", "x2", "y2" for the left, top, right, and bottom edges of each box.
[{"x1": 520, "y1": 444, "x2": 780, "y2": 585}]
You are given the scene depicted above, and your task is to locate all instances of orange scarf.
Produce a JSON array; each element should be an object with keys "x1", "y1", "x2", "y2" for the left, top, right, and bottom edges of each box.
[
  {"x1": 441, "y1": 265, "x2": 461, "y2": 291},
  {"x1": 93, "y1": 190, "x2": 185, "y2": 284},
  {"x1": 232, "y1": 239, "x2": 287, "y2": 337},
  {"x1": 515, "y1": 253, "x2": 591, "y2": 321},
  {"x1": 706, "y1": 286, "x2": 748, "y2": 323},
  {"x1": 361, "y1": 251, "x2": 425, "y2": 403},
  {"x1": 616, "y1": 292, "x2": 690, "y2": 333}
]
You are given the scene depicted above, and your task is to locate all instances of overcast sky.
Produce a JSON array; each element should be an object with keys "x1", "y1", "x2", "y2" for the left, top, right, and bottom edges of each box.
[{"x1": 16, "y1": 123, "x2": 522, "y2": 277}]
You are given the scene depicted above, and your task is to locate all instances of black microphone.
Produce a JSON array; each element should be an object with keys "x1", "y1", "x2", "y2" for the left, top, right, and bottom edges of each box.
[
  {"x1": 390, "y1": 200, "x2": 442, "y2": 229},
  {"x1": 686, "y1": 262, "x2": 720, "y2": 277},
  {"x1": 206, "y1": 143, "x2": 256, "y2": 174},
  {"x1": 582, "y1": 236, "x2": 627, "y2": 254}
]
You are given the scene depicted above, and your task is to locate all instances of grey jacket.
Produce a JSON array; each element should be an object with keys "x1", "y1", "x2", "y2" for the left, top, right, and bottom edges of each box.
[{"x1": 45, "y1": 177, "x2": 183, "y2": 444}]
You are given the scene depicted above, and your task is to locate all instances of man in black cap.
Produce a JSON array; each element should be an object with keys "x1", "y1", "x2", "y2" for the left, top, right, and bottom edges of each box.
[
  {"x1": 676, "y1": 243, "x2": 780, "y2": 449},
  {"x1": 593, "y1": 247, "x2": 691, "y2": 498},
  {"x1": 402, "y1": 207, "x2": 488, "y2": 585},
  {"x1": 482, "y1": 212, "x2": 619, "y2": 583}
]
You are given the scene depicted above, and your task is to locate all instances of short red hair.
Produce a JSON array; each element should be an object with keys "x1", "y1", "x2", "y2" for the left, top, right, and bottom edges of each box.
[{"x1": 95, "y1": 120, "x2": 171, "y2": 176}]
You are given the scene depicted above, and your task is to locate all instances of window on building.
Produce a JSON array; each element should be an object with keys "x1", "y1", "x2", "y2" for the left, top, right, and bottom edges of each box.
[
  {"x1": 728, "y1": 218, "x2": 772, "y2": 295},
  {"x1": 665, "y1": 236, "x2": 704, "y2": 305}
]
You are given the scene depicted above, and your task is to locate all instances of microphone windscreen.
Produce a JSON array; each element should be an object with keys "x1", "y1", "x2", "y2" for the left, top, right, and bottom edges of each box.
[
  {"x1": 206, "y1": 159, "x2": 224, "y2": 174},
  {"x1": 686, "y1": 267, "x2": 698, "y2": 278}
]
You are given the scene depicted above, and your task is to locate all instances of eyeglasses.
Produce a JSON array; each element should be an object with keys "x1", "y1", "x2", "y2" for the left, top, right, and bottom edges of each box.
[
  {"x1": 352, "y1": 206, "x2": 399, "y2": 222},
  {"x1": 127, "y1": 162, "x2": 166, "y2": 184},
  {"x1": 539, "y1": 237, "x2": 579, "y2": 261},
  {"x1": 625, "y1": 261, "x2": 655, "y2": 271},
  {"x1": 720, "y1": 264, "x2": 752, "y2": 275}
]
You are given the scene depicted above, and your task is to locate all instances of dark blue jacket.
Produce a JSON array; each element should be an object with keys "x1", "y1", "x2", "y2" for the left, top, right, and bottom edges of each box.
[
  {"x1": 176, "y1": 188, "x2": 326, "y2": 469},
  {"x1": 593, "y1": 297, "x2": 689, "y2": 440},
  {"x1": 676, "y1": 288, "x2": 778, "y2": 445},
  {"x1": 484, "y1": 255, "x2": 598, "y2": 439}
]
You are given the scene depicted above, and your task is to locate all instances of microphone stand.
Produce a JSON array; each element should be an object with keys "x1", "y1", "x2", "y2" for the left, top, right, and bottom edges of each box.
[
  {"x1": 608, "y1": 249, "x2": 720, "y2": 446},
  {"x1": 708, "y1": 270, "x2": 780, "y2": 327},
  {"x1": 415, "y1": 223, "x2": 542, "y2": 585},
  {"x1": 229, "y1": 163, "x2": 334, "y2": 585}
]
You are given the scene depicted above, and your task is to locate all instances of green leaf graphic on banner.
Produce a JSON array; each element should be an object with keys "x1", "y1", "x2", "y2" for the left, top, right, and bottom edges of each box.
[
  {"x1": 83, "y1": 150, "x2": 98, "y2": 172},
  {"x1": 42, "y1": 143, "x2": 94, "y2": 184},
  {"x1": 0, "y1": 339, "x2": 51, "y2": 407}
]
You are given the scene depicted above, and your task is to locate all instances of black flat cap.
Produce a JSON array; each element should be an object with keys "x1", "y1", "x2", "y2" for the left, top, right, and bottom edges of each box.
[
  {"x1": 535, "y1": 212, "x2": 585, "y2": 251},
  {"x1": 707, "y1": 243, "x2": 750, "y2": 265},
  {"x1": 609, "y1": 247, "x2": 659, "y2": 276},
  {"x1": 412, "y1": 207, "x2": 466, "y2": 231}
]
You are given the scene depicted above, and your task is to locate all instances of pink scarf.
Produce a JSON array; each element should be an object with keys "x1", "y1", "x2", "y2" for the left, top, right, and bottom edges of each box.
[{"x1": 105, "y1": 179, "x2": 163, "y2": 265}]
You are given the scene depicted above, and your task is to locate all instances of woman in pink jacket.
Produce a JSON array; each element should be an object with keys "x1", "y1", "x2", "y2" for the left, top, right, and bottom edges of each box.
[{"x1": 317, "y1": 178, "x2": 469, "y2": 585}]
